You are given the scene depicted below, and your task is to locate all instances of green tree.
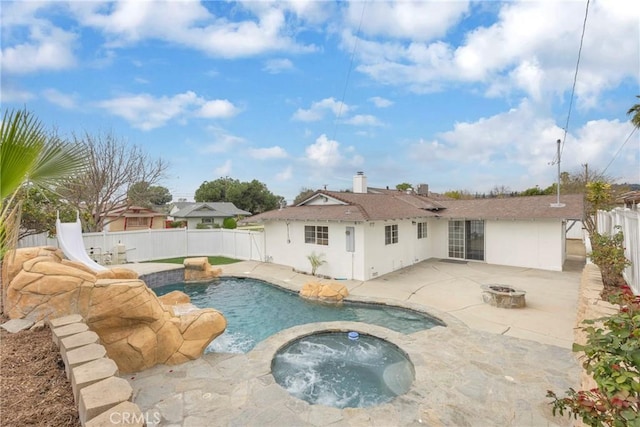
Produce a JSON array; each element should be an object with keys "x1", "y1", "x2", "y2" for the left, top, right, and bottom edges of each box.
[
  {"x1": 584, "y1": 181, "x2": 614, "y2": 235},
  {"x1": 195, "y1": 177, "x2": 283, "y2": 214},
  {"x1": 18, "y1": 186, "x2": 76, "y2": 239},
  {"x1": 293, "y1": 187, "x2": 315, "y2": 205},
  {"x1": 443, "y1": 189, "x2": 473, "y2": 200},
  {"x1": 195, "y1": 177, "x2": 239, "y2": 203},
  {"x1": 128, "y1": 182, "x2": 172, "y2": 207},
  {"x1": 627, "y1": 95, "x2": 640, "y2": 128},
  {"x1": 396, "y1": 183, "x2": 412, "y2": 192},
  {"x1": 1, "y1": 109, "x2": 86, "y2": 259}
]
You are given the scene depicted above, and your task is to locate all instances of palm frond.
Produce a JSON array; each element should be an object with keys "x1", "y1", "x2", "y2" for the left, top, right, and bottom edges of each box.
[{"x1": 0, "y1": 109, "x2": 45, "y2": 200}]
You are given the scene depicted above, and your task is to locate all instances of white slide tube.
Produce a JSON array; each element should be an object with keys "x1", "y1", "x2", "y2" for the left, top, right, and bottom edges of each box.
[{"x1": 55, "y1": 212, "x2": 109, "y2": 272}]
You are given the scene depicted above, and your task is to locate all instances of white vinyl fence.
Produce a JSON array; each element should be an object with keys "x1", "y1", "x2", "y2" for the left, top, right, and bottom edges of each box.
[
  {"x1": 596, "y1": 208, "x2": 640, "y2": 295},
  {"x1": 17, "y1": 228, "x2": 266, "y2": 264}
]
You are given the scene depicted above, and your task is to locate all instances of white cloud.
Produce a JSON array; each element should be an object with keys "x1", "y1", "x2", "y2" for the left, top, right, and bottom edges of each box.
[
  {"x1": 305, "y1": 134, "x2": 343, "y2": 167},
  {"x1": 67, "y1": 0, "x2": 318, "y2": 58},
  {"x1": 369, "y1": 96, "x2": 393, "y2": 108},
  {"x1": 215, "y1": 159, "x2": 232, "y2": 176},
  {"x1": 342, "y1": 114, "x2": 383, "y2": 127},
  {"x1": 263, "y1": 58, "x2": 294, "y2": 74},
  {"x1": 197, "y1": 100, "x2": 240, "y2": 118},
  {"x1": 409, "y1": 100, "x2": 638, "y2": 190},
  {"x1": 345, "y1": 1, "x2": 469, "y2": 42},
  {"x1": 1, "y1": 18, "x2": 77, "y2": 74},
  {"x1": 276, "y1": 166, "x2": 293, "y2": 181},
  {"x1": 0, "y1": 86, "x2": 35, "y2": 103},
  {"x1": 348, "y1": 0, "x2": 639, "y2": 106},
  {"x1": 202, "y1": 127, "x2": 246, "y2": 153},
  {"x1": 97, "y1": 91, "x2": 239, "y2": 130},
  {"x1": 292, "y1": 98, "x2": 350, "y2": 122},
  {"x1": 248, "y1": 146, "x2": 288, "y2": 159},
  {"x1": 42, "y1": 89, "x2": 77, "y2": 109}
]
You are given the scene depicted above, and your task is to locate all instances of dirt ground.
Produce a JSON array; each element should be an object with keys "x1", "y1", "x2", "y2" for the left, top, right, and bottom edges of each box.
[{"x1": 0, "y1": 315, "x2": 79, "y2": 426}]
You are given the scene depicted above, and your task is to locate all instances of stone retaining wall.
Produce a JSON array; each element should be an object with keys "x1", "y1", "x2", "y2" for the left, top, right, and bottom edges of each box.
[
  {"x1": 3, "y1": 247, "x2": 227, "y2": 373},
  {"x1": 48, "y1": 314, "x2": 146, "y2": 427}
]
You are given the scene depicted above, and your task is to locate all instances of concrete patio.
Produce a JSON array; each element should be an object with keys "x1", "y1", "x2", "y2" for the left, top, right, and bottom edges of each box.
[{"x1": 123, "y1": 253, "x2": 586, "y2": 426}]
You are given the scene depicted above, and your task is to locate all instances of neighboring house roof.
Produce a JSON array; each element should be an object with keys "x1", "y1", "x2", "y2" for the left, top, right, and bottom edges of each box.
[
  {"x1": 172, "y1": 202, "x2": 251, "y2": 219},
  {"x1": 246, "y1": 191, "x2": 584, "y2": 223},
  {"x1": 617, "y1": 190, "x2": 640, "y2": 206},
  {"x1": 170, "y1": 201, "x2": 192, "y2": 214},
  {"x1": 103, "y1": 205, "x2": 167, "y2": 218}
]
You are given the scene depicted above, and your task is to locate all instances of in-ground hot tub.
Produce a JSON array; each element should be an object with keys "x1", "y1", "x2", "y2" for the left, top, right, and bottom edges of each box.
[{"x1": 271, "y1": 331, "x2": 415, "y2": 409}]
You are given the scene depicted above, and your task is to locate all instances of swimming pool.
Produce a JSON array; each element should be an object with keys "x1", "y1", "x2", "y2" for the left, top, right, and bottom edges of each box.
[{"x1": 155, "y1": 277, "x2": 445, "y2": 353}]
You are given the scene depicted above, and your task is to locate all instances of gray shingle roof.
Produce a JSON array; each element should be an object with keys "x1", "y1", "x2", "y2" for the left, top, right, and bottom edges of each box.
[
  {"x1": 172, "y1": 202, "x2": 251, "y2": 219},
  {"x1": 245, "y1": 191, "x2": 584, "y2": 223}
]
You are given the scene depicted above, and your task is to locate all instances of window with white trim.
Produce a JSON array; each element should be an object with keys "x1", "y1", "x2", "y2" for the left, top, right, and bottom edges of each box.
[
  {"x1": 305, "y1": 225, "x2": 329, "y2": 245},
  {"x1": 417, "y1": 222, "x2": 427, "y2": 239},
  {"x1": 385, "y1": 224, "x2": 398, "y2": 245}
]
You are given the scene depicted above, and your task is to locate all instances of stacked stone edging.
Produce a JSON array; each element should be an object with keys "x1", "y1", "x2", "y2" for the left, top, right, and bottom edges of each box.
[
  {"x1": 48, "y1": 314, "x2": 144, "y2": 427},
  {"x1": 574, "y1": 264, "x2": 619, "y2": 392}
]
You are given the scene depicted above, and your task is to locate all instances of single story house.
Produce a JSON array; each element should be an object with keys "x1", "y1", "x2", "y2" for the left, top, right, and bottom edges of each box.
[
  {"x1": 245, "y1": 173, "x2": 584, "y2": 281},
  {"x1": 171, "y1": 202, "x2": 251, "y2": 229},
  {"x1": 103, "y1": 205, "x2": 168, "y2": 231}
]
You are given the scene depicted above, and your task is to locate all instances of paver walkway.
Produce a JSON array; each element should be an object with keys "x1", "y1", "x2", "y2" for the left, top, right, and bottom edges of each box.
[{"x1": 126, "y1": 257, "x2": 584, "y2": 426}]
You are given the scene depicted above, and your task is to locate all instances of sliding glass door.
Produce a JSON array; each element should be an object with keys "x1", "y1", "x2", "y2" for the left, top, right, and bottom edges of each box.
[{"x1": 448, "y1": 220, "x2": 485, "y2": 261}]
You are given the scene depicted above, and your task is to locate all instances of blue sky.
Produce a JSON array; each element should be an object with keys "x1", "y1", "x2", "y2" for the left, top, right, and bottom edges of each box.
[{"x1": 2, "y1": 0, "x2": 639, "y2": 203}]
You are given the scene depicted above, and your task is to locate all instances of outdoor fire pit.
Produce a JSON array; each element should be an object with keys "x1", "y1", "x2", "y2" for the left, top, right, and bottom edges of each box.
[{"x1": 481, "y1": 284, "x2": 526, "y2": 308}]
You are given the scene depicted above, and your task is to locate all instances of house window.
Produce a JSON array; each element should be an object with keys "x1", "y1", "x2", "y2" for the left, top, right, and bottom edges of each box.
[
  {"x1": 128, "y1": 217, "x2": 149, "y2": 227},
  {"x1": 201, "y1": 218, "x2": 214, "y2": 224},
  {"x1": 305, "y1": 225, "x2": 329, "y2": 245},
  {"x1": 417, "y1": 222, "x2": 427, "y2": 239},
  {"x1": 385, "y1": 224, "x2": 398, "y2": 245}
]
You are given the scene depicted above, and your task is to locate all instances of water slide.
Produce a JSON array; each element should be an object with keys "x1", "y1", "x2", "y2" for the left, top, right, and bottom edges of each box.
[{"x1": 55, "y1": 212, "x2": 109, "y2": 272}]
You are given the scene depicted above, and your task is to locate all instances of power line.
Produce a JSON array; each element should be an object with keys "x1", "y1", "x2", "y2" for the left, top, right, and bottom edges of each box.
[
  {"x1": 558, "y1": 0, "x2": 591, "y2": 160},
  {"x1": 331, "y1": 1, "x2": 367, "y2": 142},
  {"x1": 602, "y1": 127, "x2": 638, "y2": 175}
]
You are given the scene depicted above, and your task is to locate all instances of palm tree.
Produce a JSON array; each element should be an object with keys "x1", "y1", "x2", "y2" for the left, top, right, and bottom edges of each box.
[
  {"x1": 1, "y1": 109, "x2": 87, "y2": 259},
  {"x1": 627, "y1": 95, "x2": 640, "y2": 129}
]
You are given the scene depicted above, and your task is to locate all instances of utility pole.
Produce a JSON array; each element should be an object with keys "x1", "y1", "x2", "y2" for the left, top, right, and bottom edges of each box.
[
  {"x1": 583, "y1": 163, "x2": 589, "y2": 185},
  {"x1": 551, "y1": 139, "x2": 565, "y2": 207}
]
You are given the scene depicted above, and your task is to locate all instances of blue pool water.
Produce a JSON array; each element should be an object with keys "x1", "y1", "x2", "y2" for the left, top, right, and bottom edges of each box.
[{"x1": 155, "y1": 277, "x2": 444, "y2": 353}]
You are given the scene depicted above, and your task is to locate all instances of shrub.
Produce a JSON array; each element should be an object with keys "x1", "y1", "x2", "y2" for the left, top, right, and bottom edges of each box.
[
  {"x1": 590, "y1": 228, "x2": 631, "y2": 288},
  {"x1": 307, "y1": 252, "x2": 326, "y2": 276},
  {"x1": 222, "y1": 217, "x2": 237, "y2": 229},
  {"x1": 548, "y1": 285, "x2": 640, "y2": 426}
]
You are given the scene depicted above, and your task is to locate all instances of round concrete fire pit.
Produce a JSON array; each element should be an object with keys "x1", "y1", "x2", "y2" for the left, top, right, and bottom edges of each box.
[{"x1": 481, "y1": 284, "x2": 526, "y2": 308}]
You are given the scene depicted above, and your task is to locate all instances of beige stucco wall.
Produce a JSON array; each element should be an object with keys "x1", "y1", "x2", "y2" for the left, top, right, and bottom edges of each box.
[{"x1": 106, "y1": 217, "x2": 166, "y2": 232}]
